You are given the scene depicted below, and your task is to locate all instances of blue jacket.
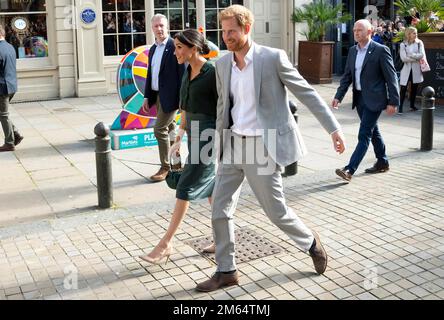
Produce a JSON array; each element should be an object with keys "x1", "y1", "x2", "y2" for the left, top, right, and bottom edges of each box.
[
  {"x1": 0, "y1": 40, "x2": 17, "y2": 95},
  {"x1": 335, "y1": 40, "x2": 399, "y2": 112},
  {"x1": 144, "y1": 37, "x2": 185, "y2": 113}
]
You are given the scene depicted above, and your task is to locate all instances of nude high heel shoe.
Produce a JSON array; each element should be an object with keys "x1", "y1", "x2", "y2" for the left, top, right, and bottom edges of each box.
[
  {"x1": 139, "y1": 246, "x2": 173, "y2": 265},
  {"x1": 202, "y1": 243, "x2": 216, "y2": 254}
]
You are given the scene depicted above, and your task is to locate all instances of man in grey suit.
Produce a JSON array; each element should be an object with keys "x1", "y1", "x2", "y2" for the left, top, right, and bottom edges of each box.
[
  {"x1": 0, "y1": 24, "x2": 23, "y2": 152},
  {"x1": 333, "y1": 19, "x2": 399, "y2": 182},
  {"x1": 196, "y1": 5, "x2": 346, "y2": 292}
]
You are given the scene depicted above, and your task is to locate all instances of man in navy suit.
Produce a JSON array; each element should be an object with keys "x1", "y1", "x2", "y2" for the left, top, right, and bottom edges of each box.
[
  {"x1": 143, "y1": 14, "x2": 185, "y2": 181},
  {"x1": 333, "y1": 19, "x2": 399, "y2": 182},
  {"x1": 0, "y1": 24, "x2": 23, "y2": 152}
]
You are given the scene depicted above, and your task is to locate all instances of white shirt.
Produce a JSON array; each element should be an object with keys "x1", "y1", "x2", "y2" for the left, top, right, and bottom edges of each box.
[
  {"x1": 355, "y1": 40, "x2": 370, "y2": 91},
  {"x1": 151, "y1": 37, "x2": 169, "y2": 91},
  {"x1": 230, "y1": 43, "x2": 261, "y2": 136}
]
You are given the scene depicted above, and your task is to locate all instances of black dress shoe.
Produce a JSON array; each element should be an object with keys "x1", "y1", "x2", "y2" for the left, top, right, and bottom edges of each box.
[
  {"x1": 365, "y1": 162, "x2": 389, "y2": 174},
  {"x1": 14, "y1": 133, "x2": 23, "y2": 146},
  {"x1": 0, "y1": 143, "x2": 15, "y2": 152},
  {"x1": 335, "y1": 168, "x2": 352, "y2": 182}
]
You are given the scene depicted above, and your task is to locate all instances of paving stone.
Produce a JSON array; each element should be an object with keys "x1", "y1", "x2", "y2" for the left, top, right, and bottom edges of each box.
[
  {"x1": 291, "y1": 288, "x2": 312, "y2": 300},
  {"x1": 1, "y1": 109, "x2": 444, "y2": 301},
  {"x1": 331, "y1": 288, "x2": 352, "y2": 299},
  {"x1": 396, "y1": 290, "x2": 418, "y2": 300}
]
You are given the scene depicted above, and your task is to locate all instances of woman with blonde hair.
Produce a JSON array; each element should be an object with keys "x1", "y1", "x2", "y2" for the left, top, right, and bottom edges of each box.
[{"x1": 399, "y1": 26, "x2": 425, "y2": 113}]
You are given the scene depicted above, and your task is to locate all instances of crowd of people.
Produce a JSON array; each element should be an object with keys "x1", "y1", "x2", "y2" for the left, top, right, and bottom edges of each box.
[{"x1": 371, "y1": 16, "x2": 433, "y2": 113}]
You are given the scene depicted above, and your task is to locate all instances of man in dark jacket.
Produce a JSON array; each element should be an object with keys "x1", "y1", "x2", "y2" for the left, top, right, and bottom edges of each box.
[
  {"x1": 0, "y1": 24, "x2": 23, "y2": 152},
  {"x1": 142, "y1": 14, "x2": 185, "y2": 181},
  {"x1": 332, "y1": 19, "x2": 399, "y2": 182}
]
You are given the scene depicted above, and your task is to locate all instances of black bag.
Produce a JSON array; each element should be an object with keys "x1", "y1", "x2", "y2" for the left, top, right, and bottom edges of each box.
[
  {"x1": 165, "y1": 155, "x2": 183, "y2": 190},
  {"x1": 165, "y1": 169, "x2": 182, "y2": 190},
  {"x1": 394, "y1": 56, "x2": 404, "y2": 72}
]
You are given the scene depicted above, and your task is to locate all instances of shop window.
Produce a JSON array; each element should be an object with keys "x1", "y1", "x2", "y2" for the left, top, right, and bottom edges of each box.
[
  {"x1": 205, "y1": 0, "x2": 243, "y2": 50},
  {"x1": 154, "y1": 0, "x2": 197, "y2": 37},
  {"x1": 102, "y1": 0, "x2": 147, "y2": 56},
  {"x1": 0, "y1": 0, "x2": 48, "y2": 59}
]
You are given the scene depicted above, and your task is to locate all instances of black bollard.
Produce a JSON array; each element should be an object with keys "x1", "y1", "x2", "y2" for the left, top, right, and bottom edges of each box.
[
  {"x1": 284, "y1": 101, "x2": 298, "y2": 176},
  {"x1": 420, "y1": 86, "x2": 435, "y2": 152},
  {"x1": 94, "y1": 122, "x2": 113, "y2": 208}
]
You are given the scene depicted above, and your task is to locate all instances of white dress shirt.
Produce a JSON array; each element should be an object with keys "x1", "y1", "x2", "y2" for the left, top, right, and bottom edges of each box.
[
  {"x1": 355, "y1": 40, "x2": 370, "y2": 91},
  {"x1": 151, "y1": 37, "x2": 169, "y2": 91},
  {"x1": 230, "y1": 43, "x2": 262, "y2": 136}
]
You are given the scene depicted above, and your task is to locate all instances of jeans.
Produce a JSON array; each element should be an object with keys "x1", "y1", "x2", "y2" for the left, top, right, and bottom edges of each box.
[{"x1": 345, "y1": 94, "x2": 389, "y2": 174}]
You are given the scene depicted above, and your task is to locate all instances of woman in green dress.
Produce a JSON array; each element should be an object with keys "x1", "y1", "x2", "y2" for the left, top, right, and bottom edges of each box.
[{"x1": 140, "y1": 29, "x2": 217, "y2": 264}]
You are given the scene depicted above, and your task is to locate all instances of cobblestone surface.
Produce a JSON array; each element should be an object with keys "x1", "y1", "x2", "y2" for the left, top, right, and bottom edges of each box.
[{"x1": 0, "y1": 151, "x2": 443, "y2": 300}]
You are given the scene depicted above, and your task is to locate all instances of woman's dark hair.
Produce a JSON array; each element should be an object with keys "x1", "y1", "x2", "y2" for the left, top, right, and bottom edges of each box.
[{"x1": 174, "y1": 29, "x2": 210, "y2": 55}]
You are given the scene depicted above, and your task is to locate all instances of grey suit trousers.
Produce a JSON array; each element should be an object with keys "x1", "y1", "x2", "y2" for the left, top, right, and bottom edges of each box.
[{"x1": 212, "y1": 134, "x2": 315, "y2": 272}]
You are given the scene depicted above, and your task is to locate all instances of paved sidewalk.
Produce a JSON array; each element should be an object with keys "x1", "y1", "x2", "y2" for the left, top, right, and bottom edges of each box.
[{"x1": 0, "y1": 81, "x2": 443, "y2": 300}]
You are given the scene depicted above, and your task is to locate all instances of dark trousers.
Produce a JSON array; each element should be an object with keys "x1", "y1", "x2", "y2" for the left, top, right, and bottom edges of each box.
[
  {"x1": 0, "y1": 94, "x2": 18, "y2": 145},
  {"x1": 345, "y1": 93, "x2": 388, "y2": 174},
  {"x1": 399, "y1": 70, "x2": 419, "y2": 112}
]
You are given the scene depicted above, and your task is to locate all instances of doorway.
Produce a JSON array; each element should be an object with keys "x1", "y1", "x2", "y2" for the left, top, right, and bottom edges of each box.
[
  {"x1": 334, "y1": 0, "x2": 395, "y2": 74},
  {"x1": 252, "y1": 0, "x2": 286, "y2": 49}
]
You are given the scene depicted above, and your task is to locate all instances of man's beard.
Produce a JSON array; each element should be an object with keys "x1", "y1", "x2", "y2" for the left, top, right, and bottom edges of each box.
[{"x1": 227, "y1": 39, "x2": 248, "y2": 52}]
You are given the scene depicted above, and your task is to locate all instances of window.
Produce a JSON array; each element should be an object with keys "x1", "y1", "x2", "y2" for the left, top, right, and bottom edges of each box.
[
  {"x1": 154, "y1": 0, "x2": 197, "y2": 37},
  {"x1": 0, "y1": 0, "x2": 48, "y2": 59},
  {"x1": 205, "y1": 0, "x2": 243, "y2": 50},
  {"x1": 362, "y1": 0, "x2": 394, "y2": 24},
  {"x1": 102, "y1": 0, "x2": 147, "y2": 56}
]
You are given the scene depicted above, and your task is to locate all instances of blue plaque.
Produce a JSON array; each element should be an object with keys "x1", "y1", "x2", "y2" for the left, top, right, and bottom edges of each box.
[{"x1": 80, "y1": 8, "x2": 96, "y2": 24}]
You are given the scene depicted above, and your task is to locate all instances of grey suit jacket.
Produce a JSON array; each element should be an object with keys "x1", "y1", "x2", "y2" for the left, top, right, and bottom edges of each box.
[
  {"x1": 0, "y1": 40, "x2": 17, "y2": 95},
  {"x1": 215, "y1": 43, "x2": 341, "y2": 167},
  {"x1": 334, "y1": 40, "x2": 400, "y2": 111}
]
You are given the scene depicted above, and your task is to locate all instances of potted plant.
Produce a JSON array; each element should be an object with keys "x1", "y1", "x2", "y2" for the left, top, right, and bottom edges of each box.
[
  {"x1": 291, "y1": 0, "x2": 351, "y2": 84},
  {"x1": 394, "y1": 0, "x2": 444, "y2": 41}
]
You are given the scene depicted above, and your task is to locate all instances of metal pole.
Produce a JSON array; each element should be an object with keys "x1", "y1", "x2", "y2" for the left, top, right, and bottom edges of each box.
[
  {"x1": 420, "y1": 86, "x2": 435, "y2": 152},
  {"x1": 94, "y1": 122, "x2": 113, "y2": 208},
  {"x1": 285, "y1": 101, "x2": 298, "y2": 177}
]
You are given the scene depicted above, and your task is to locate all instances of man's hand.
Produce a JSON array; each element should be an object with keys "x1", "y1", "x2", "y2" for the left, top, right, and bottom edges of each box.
[
  {"x1": 331, "y1": 130, "x2": 346, "y2": 154},
  {"x1": 332, "y1": 99, "x2": 341, "y2": 110},
  {"x1": 386, "y1": 105, "x2": 397, "y2": 115},
  {"x1": 142, "y1": 98, "x2": 150, "y2": 113}
]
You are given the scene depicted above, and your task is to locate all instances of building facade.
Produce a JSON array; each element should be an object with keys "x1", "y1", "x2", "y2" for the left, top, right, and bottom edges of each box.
[
  {"x1": 0, "y1": 0, "x2": 400, "y2": 101},
  {"x1": 1, "y1": 0, "x2": 300, "y2": 101}
]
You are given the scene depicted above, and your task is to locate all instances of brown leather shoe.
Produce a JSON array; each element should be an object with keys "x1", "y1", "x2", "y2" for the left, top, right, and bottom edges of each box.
[
  {"x1": 150, "y1": 167, "x2": 169, "y2": 182},
  {"x1": 335, "y1": 168, "x2": 352, "y2": 182},
  {"x1": 195, "y1": 271, "x2": 239, "y2": 292},
  {"x1": 0, "y1": 144, "x2": 15, "y2": 152},
  {"x1": 309, "y1": 231, "x2": 328, "y2": 275}
]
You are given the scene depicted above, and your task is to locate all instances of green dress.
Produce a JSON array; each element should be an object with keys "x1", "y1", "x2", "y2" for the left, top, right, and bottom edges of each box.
[{"x1": 176, "y1": 62, "x2": 217, "y2": 201}]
